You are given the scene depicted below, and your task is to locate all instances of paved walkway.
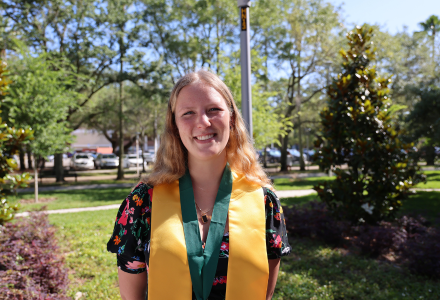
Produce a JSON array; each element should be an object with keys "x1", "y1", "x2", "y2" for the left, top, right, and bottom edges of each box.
[
  {"x1": 15, "y1": 186, "x2": 440, "y2": 217},
  {"x1": 15, "y1": 189, "x2": 317, "y2": 217}
]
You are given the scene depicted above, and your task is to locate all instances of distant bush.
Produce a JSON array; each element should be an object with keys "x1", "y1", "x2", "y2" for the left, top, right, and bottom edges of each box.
[
  {"x1": 284, "y1": 204, "x2": 440, "y2": 278},
  {"x1": 0, "y1": 211, "x2": 70, "y2": 299}
]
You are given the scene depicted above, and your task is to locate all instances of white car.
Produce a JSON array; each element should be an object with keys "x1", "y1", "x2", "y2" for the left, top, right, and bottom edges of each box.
[
  {"x1": 124, "y1": 154, "x2": 144, "y2": 168},
  {"x1": 143, "y1": 151, "x2": 156, "y2": 165},
  {"x1": 95, "y1": 153, "x2": 120, "y2": 169},
  {"x1": 70, "y1": 153, "x2": 95, "y2": 170}
]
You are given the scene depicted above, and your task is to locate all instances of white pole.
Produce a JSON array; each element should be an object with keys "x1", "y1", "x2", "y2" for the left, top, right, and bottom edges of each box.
[
  {"x1": 136, "y1": 133, "x2": 139, "y2": 177},
  {"x1": 237, "y1": 0, "x2": 252, "y2": 139},
  {"x1": 34, "y1": 165, "x2": 38, "y2": 203}
]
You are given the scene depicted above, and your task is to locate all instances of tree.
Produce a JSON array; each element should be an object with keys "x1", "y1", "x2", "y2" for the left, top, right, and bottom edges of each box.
[
  {"x1": 269, "y1": 0, "x2": 341, "y2": 171},
  {"x1": 313, "y1": 26, "x2": 425, "y2": 224},
  {"x1": 418, "y1": 15, "x2": 440, "y2": 64},
  {"x1": 5, "y1": 48, "x2": 81, "y2": 201},
  {"x1": 0, "y1": 59, "x2": 33, "y2": 224},
  {"x1": 406, "y1": 87, "x2": 440, "y2": 165}
]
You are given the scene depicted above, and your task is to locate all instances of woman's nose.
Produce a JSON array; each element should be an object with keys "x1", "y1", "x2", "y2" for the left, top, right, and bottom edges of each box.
[{"x1": 196, "y1": 113, "x2": 211, "y2": 128}]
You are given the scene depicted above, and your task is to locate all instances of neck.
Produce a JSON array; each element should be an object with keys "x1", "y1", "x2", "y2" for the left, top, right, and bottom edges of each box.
[{"x1": 187, "y1": 154, "x2": 227, "y2": 189}]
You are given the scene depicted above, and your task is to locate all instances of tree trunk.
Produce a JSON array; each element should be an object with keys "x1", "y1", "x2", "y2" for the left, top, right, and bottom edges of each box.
[
  {"x1": 19, "y1": 148, "x2": 25, "y2": 171},
  {"x1": 117, "y1": 57, "x2": 124, "y2": 180},
  {"x1": 54, "y1": 153, "x2": 64, "y2": 182},
  {"x1": 425, "y1": 145, "x2": 436, "y2": 165},
  {"x1": 298, "y1": 116, "x2": 305, "y2": 171},
  {"x1": 263, "y1": 146, "x2": 267, "y2": 168},
  {"x1": 27, "y1": 149, "x2": 33, "y2": 169},
  {"x1": 34, "y1": 165, "x2": 38, "y2": 203},
  {"x1": 280, "y1": 133, "x2": 290, "y2": 172}
]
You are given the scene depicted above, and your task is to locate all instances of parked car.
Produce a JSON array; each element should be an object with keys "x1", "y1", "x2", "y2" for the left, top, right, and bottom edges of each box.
[
  {"x1": 70, "y1": 153, "x2": 95, "y2": 170},
  {"x1": 95, "y1": 153, "x2": 119, "y2": 169},
  {"x1": 124, "y1": 154, "x2": 144, "y2": 168},
  {"x1": 143, "y1": 151, "x2": 156, "y2": 165},
  {"x1": 287, "y1": 149, "x2": 307, "y2": 162},
  {"x1": 267, "y1": 149, "x2": 281, "y2": 163}
]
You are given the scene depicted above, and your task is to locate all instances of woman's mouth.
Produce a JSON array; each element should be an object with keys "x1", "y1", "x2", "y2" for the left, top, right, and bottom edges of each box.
[{"x1": 194, "y1": 134, "x2": 216, "y2": 141}]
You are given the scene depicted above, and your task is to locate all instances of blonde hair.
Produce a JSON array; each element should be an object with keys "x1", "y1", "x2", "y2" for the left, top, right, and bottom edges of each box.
[{"x1": 143, "y1": 70, "x2": 271, "y2": 188}]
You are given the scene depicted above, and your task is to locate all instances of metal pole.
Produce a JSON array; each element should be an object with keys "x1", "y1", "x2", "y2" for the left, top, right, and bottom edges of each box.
[
  {"x1": 136, "y1": 132, "x2": 140, "y2": 177},
  {"x1": 237, "y1": 0, "x2": 252, "y2": 139}
]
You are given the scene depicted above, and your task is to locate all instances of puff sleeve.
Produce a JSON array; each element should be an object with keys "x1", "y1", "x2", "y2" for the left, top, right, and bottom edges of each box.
[
  {"x1": 264, "y1": 187, "x2": 291, "y2": 259},
  {"x1": 107, "y1": 183, "x2": 152, "y2": 274}
]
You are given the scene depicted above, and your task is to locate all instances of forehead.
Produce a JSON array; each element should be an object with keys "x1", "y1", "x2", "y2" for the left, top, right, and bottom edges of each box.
[{"x1": 175, "y1": 82, "x2": 228, "y2": 111}]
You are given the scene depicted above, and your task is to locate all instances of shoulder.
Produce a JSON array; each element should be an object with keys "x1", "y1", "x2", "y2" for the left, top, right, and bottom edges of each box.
[
  {"x1": 262, "y1": 187, "x2": 280, "y2": 207},
  {"x1": 131, "y1": 182, "x2": 153, "y2": 202}
]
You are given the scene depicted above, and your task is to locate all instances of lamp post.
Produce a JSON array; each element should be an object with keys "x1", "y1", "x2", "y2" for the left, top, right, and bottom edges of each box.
[
  {"x1": 237, "y1": 0, "x2": 252, "y2": 139},
  {"x1": 135, "y1": 132, "x2": 140, "y2": 177}
]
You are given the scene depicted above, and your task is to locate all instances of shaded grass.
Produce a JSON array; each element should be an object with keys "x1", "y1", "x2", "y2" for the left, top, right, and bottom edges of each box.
[
  {"x1": 49, "y1": 210, "x2": 120, "y2": 299},
  {"x1": 10, "y1": 187, "x2": 132, "y2": 211},
  {"x1": 274, "y1": 238, "x2": 439, "y2": 299}
]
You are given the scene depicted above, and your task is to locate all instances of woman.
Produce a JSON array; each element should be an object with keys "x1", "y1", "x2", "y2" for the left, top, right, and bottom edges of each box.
[{"x1": 107, "y1": 70, "x2": 290, "y2": 300}]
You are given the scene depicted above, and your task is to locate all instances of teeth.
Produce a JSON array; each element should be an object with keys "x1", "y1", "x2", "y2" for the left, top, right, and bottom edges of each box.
[{"x1": 196, "y1": 134, "x2": 214, "y2": 141}]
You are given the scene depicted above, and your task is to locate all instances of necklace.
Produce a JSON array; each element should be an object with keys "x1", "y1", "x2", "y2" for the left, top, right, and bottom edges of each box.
[{"x1": 194, "y1": 201, "x2": 213, "y2": 224}]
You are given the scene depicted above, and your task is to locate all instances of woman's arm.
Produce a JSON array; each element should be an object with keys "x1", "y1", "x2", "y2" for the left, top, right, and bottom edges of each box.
[
  {"x1": 266, "y1": 258, "x2": 281, "y2": 300},
  {"x1": 118, "y1": 269, "x2": 148, "y2": 300}
]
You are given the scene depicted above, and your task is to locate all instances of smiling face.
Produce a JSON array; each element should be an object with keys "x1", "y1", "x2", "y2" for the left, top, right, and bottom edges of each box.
[{"x1": 174, "y1": 81, "x2": 231, "y2": 163}]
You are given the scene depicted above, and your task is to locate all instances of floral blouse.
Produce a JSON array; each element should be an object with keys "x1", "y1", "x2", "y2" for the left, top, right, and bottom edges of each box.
[{"x1": 107, "y1": 182, "x2": 291, "y2": 300}]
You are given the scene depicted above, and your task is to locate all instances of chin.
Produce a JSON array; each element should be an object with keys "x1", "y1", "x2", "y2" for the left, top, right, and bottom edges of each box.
[{"x1": 189, "y1": 148, "x2": 226, "y2": 162}]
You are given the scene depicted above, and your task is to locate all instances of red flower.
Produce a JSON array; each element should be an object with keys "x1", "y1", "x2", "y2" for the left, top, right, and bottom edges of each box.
[
  {"x1": 220, "y1": 242, "x2": 229, "y2": 251},
  {"x1": 129, "y1": 217, "x2": 133, "y2": 224},
  {"x1": 274, "y1": 213, "x2": 281, "y2": 221},
  {"x1": 271, "y1": 234, "x2": 283, "y2": 248},
  {"x1": 118, "y1": 199, "x2": 130, "y2": 226},
  {"x1": 114, "y1": 235, "x2": 121, "y2": 245}
]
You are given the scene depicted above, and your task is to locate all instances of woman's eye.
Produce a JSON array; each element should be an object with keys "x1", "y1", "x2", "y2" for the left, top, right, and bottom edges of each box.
[
  {"x1": 209, "y1": 108, "x2": 221, "y2": 112},
  {"x1": 183, "y1": 111, "x2": 194, "y2": 116}
]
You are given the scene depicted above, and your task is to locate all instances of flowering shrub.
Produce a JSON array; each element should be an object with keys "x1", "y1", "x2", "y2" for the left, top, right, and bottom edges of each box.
[
  {"x1": 284, "y1": 204, "x2": 440, "y2": 278},
  {"x1": 284, "y1": 201, "x2": 350, "y2": 246},
  {"x1": 354, "y1": 222, "x2": 407, "y2": 257},
  {"x1": 0, "y1": 211, "x2": 70, "y2": 299}
]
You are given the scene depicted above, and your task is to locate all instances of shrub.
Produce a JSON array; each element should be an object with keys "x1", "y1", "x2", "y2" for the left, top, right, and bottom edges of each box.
[
  {"x1": 313, "y1": 25, "x2": 425, "y2": 224},
  {"x1": 284, "y1": 201, "x2": 350, "y2": 246},
  {"x1": 0, "y1": 211, "x2": 70, "y2": 299},
  {"x1": 284, "y1": 204, "x2": 440, "y2": 278},
  {"x1": 398, "y1": 216, "x2": 440, "y2": 278},
  {"x1": 0, "y1": 59, "x2": 33, "y2": 225},
  {"x1": 353, "y1": 221, "x2": 406, "y2": 257}
]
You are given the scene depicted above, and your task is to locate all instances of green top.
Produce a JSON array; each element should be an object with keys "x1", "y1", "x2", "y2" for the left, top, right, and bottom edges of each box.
[{"x1": 179, "y1": 164, "x2": 232, "y2": 300}]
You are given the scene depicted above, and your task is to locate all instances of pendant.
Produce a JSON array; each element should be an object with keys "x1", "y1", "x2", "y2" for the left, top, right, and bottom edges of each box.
[{"x1": 201, "y1": 214, "x2": 209, "y2": 224}]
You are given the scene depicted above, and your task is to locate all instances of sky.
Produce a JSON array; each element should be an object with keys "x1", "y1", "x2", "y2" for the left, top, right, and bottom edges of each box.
[{"x1": 328, "y1": 0, "x2": 440, "y2": 34}]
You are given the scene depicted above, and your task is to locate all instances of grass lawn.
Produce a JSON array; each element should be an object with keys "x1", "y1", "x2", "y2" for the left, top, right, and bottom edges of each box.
[
  {"x1": 49, "y1": 209, "x2": 440, "y2": 300},
  {"x1": 10, "y1": 187, "x2": 133, "y2": 211},
  {"x1": 416, "y1": 170, "x2": 440, "y2": 189},
  {"x1": 273, "y1": 176, "x2": 335, "y2": 191},
  {"x1": 273, "y1": 170, "x2": 440, "y2": 191},
  {"x1": 49, "y1": 210, "x2": 120, "y2": 299},
  {"x1": 275, "y1": 238, "x2": 439, "y2": 299}
]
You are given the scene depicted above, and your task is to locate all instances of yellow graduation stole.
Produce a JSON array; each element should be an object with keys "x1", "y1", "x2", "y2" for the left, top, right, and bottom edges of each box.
[{"x1": 148, "y1": 170, "x2": 269, "y2": 299}]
